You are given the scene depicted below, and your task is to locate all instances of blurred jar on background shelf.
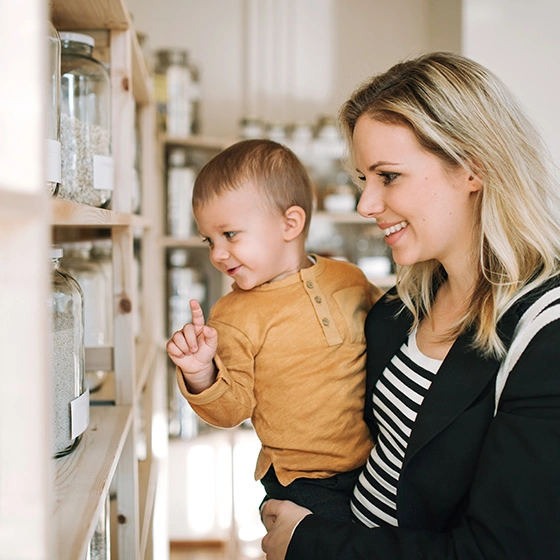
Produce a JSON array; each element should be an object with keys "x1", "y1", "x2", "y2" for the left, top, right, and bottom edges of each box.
[
  {"x1": 167, "y1": 248, "x2": 206, "y2": 338},
  {"x1": 322, "y1": 180, "x2": 357, "y2": 214},
  {"x1": 309, "y1": 115, "x2": 345, "y2": 194},
  {"x1": 286, "y1": 121, "x2": 314, "y2": 169},
  {"x1": 49, "y1": 245, "x2": 88, "y2": 458},
  {"x1": 266, "y1": 122, "x2": 288, "y2": 145},
  {"x1": 60, "y1": 241, "x2": 111, "y2": 392},
  {"x1": 59, "y1": 32, "x2": 113, "y2": 208},
  {"x1": 239, "y1": 116, "x2": 265, "y2": 140},
  {"x1": 167, "y1": 361, "x2": 201, "y2": 439},
  {"x1": 90, "y1": 239, "x2": 114, "y2": 348},
  {"x1": 46, "y1": 21, "x2": 61, "y2": 196},
  {"x1": 166, "y1": 148, "x2": 197, "y2": 238},
  {"x1": 154, "y1": 48, "x2": 200, "y2": 138}
]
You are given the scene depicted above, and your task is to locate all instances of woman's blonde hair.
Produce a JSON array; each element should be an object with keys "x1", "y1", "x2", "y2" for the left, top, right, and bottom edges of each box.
[
  {"x1": 192, "y1": 139, "x2": 314, "y2": 236},
  {"x1": 339, "y1": 51, "x2": 560, "y2": 357}
]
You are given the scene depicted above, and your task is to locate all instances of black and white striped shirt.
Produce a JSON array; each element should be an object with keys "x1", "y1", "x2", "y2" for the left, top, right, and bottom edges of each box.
[{"x1": 351, "y1": 328, "x2": 442, "y2": 527}]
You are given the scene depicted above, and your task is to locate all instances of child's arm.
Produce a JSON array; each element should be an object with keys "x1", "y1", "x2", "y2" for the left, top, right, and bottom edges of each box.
[{"x1": 166, "y1": 299, "x2": 218, "y2": 394}]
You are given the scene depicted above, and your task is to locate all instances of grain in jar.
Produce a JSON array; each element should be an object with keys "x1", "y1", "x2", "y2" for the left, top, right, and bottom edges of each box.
[
  {"x1": 49, "y1": 246, "x2": 88, "y2": 457},
  {"x1": 59, "y1": 32, "x2": 113, "y2": 207}
]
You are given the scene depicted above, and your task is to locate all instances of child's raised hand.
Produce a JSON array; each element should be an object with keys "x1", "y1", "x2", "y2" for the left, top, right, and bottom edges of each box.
[{"x1": 166, "y1": 300, "x2": 218, "y2": 390}]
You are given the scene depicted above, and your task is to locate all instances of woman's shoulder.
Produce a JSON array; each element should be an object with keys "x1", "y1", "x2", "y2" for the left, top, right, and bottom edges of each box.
[{"x1": 508, "y1": 275, "x2": 560, "y2": 318}]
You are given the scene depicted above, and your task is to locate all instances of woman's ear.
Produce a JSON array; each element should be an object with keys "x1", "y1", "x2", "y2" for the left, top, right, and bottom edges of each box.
[{"x1": 283, "y1": 205, "x2": 306, "y2": 241}]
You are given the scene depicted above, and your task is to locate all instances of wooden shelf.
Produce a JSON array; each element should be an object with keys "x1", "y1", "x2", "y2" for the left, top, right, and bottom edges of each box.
[
  {"x1": 51, "y1": 198, "x2": 132, "y2": 226},
  {"x1": 50, "y1": 0, "x2": 130, "y2": 30},
  {"x1": 52, "y1": 405, "x2": 133, "y2": 560},
  {"x1": 138, "y1": 456, "x2": 159, "y2": 557},
  {"x1": 136, "y1": 339, "x2": 158, "y2": 397},
  {"x1": 161, "y1": 235, "x2": 207, "y2": 248}
]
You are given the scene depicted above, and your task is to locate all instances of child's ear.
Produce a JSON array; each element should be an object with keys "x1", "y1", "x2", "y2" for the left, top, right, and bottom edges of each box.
[{"x1": 283, "y1": 206, "x2": 306, "y2": 241}]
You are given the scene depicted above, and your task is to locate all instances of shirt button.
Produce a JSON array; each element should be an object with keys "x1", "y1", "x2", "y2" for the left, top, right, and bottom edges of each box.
[
  {"x1": 307, "y1": 281, "x2": 314, "y2": 289},
  {"x1": 322, "y1": 318, "x2": 330, "y2": 326},
  {"x1": 315, "y1": 296, "x2": 322, "y2": 304}
]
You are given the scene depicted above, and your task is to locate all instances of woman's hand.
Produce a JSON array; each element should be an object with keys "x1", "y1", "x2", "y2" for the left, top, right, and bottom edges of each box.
[{"x1": 261, "y1": 499, "x2": 312, "y2": 560}]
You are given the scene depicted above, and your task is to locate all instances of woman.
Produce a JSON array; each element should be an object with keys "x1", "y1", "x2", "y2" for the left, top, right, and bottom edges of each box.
[{"x1": 261, "y1": 51, "x2": 560, "y2": 559}]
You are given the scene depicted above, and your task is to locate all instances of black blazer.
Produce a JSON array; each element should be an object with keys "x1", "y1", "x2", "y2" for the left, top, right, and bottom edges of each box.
[{"x1": 288, "y1": 282, "x2": 560, "y2": 559}]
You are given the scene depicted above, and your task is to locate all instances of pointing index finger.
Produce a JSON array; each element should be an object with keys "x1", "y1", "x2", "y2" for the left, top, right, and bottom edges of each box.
[{"x1": 189, "y1": 299, "x2": 206, "y2": 334}]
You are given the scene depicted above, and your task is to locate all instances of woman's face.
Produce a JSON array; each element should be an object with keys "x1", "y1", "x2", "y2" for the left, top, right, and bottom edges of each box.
[{"x1": 353, "y1": 116, "x2": 481, "y2": 271}]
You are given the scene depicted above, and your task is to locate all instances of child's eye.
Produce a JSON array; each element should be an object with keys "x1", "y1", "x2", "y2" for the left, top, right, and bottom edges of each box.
[
  {"x1": 378, "y1": 172, "x2": 399, "y2": 185},
  {"x1": 201, "y1": 236, "x2": 213, "y2": 247},
  {"x1": 224, "y1": 231, "x2": 237, "y2": 239}
]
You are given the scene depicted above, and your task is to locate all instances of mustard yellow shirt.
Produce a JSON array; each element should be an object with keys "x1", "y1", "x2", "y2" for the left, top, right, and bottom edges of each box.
[{"x1": 177, "y1": 255, "x2": 383, "y2": 485}]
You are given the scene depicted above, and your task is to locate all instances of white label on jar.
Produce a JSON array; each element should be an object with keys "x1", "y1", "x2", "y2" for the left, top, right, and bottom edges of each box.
[
  {"x1": 71, "y1": 389, "x2": 90, "y2": 439},
  {"x1": 46, "y1": 138, "x2": 61, "y2": 183},
  {"x1": 93, "y1": 155, "x2": 114, "y2": 191}
]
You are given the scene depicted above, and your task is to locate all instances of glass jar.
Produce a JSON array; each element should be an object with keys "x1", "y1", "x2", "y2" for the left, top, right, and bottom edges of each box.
[
  {"x1": 167, "y1": 248, "x2": 206, "y2": 337},
  {"x1": 190, "y1": 59, "x2": 201, "y2": 135},
  {"x1": 310, "y1": 115, "x2": 345, "y2": 197},
  {"x1": 90, "y1": 238, "x2": 114, "y2": 348},
  {"x1": 266, "y1": 122, "x2": 288, "y2": 145},
  {"x1": 239, "y1": 116, "x2": 265, "y2": 139},
  {"x1": 287, "y1": 122, "x2": 313, "y2": 168},
  {"x1": 61, "y1": 241, "x2": 111, "y2": 392},
  {"x1": 88, "y1": 494, "x2": 110, "y2": 560},
  {"x1": 59, "y1": 32, "x2": 113, "y2": 208},
  {"x1": 167, "y1": 148, "x2": 196, "y2": 238},
  {"x1": 154, "y1": 49, "x2": 196, "y2": 138},
  {"x1": 46, "y1": 21, "x2": 61, "y2": 196},
  {"x1": 49, "y1": 246, "x2": 88, "y2": 458}
]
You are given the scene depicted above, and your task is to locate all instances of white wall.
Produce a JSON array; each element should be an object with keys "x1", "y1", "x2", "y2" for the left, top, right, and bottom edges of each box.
[
  {"x1": 462, "y1": 0, "x2": 560, "y2": 166},
  {"x1": 127, "y1": 0, "x2": 449, "y2": 138}
]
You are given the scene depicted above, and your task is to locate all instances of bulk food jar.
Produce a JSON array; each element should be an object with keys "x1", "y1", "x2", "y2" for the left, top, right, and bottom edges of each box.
[
  {"x1": 59, "y1": 32, "x2": 113, "y2": 208},
  {"x1": 154, "y1": 49, "x2": 198, "y2": 138},
  {"x1": 46, "y1": 21, "x2": 61, "y2": 196},
  {"x1": 49, "y1": 246, "x2": 88, "y2": 458},
  {"x1": 167, "y1": 148, "x2": 196, "y2": 238},
  {"x1": 61, "y1": 241, "x2": 111, "y2": 392}
]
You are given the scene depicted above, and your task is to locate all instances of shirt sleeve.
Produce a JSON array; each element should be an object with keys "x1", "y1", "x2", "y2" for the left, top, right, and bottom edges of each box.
[{"x1": 176, "y1": 320, "x2": 257, "y2": 428}]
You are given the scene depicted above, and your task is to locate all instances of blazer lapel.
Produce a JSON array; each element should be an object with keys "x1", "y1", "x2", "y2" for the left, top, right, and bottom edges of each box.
[
  {"x1": 404, "y1": 309, "x2": 520, "y2": 468},
  {"x1": 403, "y1": 334, "x2": 499, "y2": 468}
]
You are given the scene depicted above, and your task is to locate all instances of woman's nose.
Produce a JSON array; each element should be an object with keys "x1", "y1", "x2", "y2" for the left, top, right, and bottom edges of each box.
[{"x1": 357, "y1": 184, "x2": 385, "y2": 218}]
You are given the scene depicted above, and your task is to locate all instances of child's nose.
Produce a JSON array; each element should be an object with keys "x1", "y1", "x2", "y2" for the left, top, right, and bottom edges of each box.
[{"x1": 210, "y1": 244, "x2": 229, "y2": 262}]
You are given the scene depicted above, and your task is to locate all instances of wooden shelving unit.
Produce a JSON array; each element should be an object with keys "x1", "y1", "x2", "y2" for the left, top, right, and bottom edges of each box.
[{"x1": 0, "y1": 0, "x2": 167, "y2": 558}]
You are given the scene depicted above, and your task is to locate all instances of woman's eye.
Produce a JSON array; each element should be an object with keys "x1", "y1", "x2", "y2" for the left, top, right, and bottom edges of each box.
[
  {"x1": 356, "y1": 172, "x2": 366, "y2": 182},
  {"x1": 378, "y1": 172, "x2": 399, "y2": 185}
]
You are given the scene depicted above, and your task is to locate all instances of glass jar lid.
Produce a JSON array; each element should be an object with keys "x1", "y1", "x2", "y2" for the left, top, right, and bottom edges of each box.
[
  {"x1": 59, "y1": 31, "x2": 95, "y2": 48},
  {"x1": 50, "y1": 245, "x2": 63, "y2": 259}
]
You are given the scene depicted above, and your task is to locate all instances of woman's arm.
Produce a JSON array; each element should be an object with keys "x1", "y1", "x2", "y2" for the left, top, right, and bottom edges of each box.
[{"x1": 263, "y1": 318, "x2": 560, "y2": 559}]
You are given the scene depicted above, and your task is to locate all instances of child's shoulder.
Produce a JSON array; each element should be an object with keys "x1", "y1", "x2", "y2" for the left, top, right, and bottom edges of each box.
[{"x1": 315, "y1": 254, "x2": 368, "y2": 280}]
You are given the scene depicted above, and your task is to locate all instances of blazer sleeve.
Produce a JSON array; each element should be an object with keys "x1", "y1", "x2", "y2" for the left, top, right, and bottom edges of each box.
[{"x1": 286, "y1": 316, "x2": 560, "y2": 559}]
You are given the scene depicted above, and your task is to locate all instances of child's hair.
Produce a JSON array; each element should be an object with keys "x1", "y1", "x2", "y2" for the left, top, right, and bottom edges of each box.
[
  {"x1": 339, "y1": 51, "x2": 560, "y2": 358},
  {"x1": 192, "y1": 139, "x2": 314, "y2": 236}
]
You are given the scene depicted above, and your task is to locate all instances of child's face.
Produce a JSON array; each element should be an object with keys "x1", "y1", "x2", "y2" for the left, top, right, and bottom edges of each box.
[{"x1": 194, "y1": 184, "x2": 295, "y2": 290}]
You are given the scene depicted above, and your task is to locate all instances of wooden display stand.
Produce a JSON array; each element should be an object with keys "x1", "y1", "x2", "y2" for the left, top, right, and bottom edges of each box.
[{"x1": 0, "y1": 0, "x2": 167, "y2": 558}]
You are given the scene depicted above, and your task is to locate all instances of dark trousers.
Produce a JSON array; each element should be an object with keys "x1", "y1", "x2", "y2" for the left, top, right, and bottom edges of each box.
[{"x1": 260, "y1": 465, "x2": 362, "y2": 522}]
